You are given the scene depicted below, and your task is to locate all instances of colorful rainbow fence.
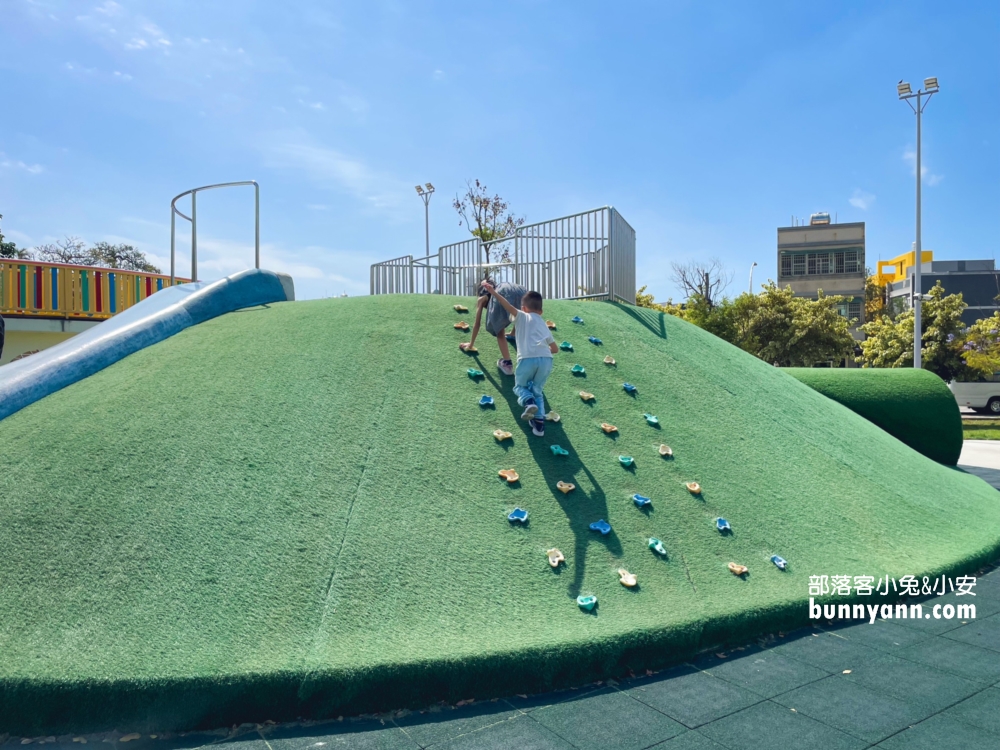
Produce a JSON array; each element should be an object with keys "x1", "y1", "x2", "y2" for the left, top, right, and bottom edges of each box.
[{"x1": 0, "y1": 260, "x2": 188, "y2": 320}]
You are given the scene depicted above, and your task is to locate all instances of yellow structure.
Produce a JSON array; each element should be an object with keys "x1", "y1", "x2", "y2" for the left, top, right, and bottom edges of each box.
[
  {"x1": 0, "y1": 260, "x2": 186, "y2": 320},
  {"x1": 875, "y1": 249, "x2": 934, "y2": 286},
  {"x1": 1, "y1": 260, "x2": 188, "y2": 365}
]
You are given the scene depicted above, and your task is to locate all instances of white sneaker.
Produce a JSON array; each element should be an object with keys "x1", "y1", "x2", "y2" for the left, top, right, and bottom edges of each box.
[
  {"x1": 497, "y1": 359, "x2": 514, "y2": 376},
  {"x1": 520, "y1": 401, "x2": 539, "y2": 420}
]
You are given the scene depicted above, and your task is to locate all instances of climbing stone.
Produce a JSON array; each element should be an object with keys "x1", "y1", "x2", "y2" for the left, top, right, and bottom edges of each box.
[
  {"x1": 579, "y1": 391, "x2": 595, "y2": 401},
  {"x1": 571, "y1": 364, "x2": 586, "y2": 374},
  {"x1": 632, "y1": 494, "x2": 651, "y2": 508},
  {"x1": 618, "y1": 455, "x2": 634, "y2": 467},
  {"x1": 498, "y1": 469, "x2": 519, "y2": 484},
  {"x1": 659, "y1": 444, "x2": 673, "y2": 457},
  {"x1": 601, "y1": 422, "x2": 618, "y2": 434},
  {"x1": 493, "y1": 429, "x2": 512, "y2": 441},
  {"x1": 545, "y1": 411, "x2": 561, "y2": 422},
  {"x1": 571, "y1": 316, "x2": 584, "y2": 324},
  {"x1": 618, "y1": 569, "x2": 637, "y2": 587},
  {"x1": 546, "y1": 548, "x2": 565, "y2": 567},
  {"x1": 643, "y1": 413, "x2": 659, "y2": 425},
  {"x1": 550, "y1": 445, "x2": 569, "y2": 457},
  {"x1": 648, "y1": 537, "x2": 667, "y2": 556},
  {"x1": 588, "y1": 336, "x2": 602, "y2": 345},
  {"x1": 771, "y1": 555, "x2": 788, "y2": 570},
  {"x1": 459, "y1": 342, "x2": 478, "y2": 353},
  {"x1": 556, "y1": 480, "x2": 575, "y2": 494},
  {"x1": 545, "y1": 320, "x2": 557, "y2": 330},
  {"x1": 559, "y1": 341, "x2": 574, "y2": 351},
  {"x1": 622, "y1": 383, "x2": 637, "y2": 394},
  {"x1": 454, "y1": 304, "x2": 469, "y2": 313},
  {"x1": 728, "y1": 562, "x2": 748, "y2": 576},
  {"x1": 589, "y1": 519, "x2": 612, "y2": 535},
  {"x1": 716, "y1": 517, "x2": 731, "y2": 533},
  {"x1": 479, "y1": 395, "x2": 494, "y2": 407},
  {"x1": 467, "y1": 368, "x2": 484, "y2": 378},
  {"x1": 577, "y1": 595, "x2": 597, "y2": 611},
  {"x1": 454, "y1": 321, "x2": 470, "y2": 331},
  {"x1": 604, "y1": 355, "x2": 616, "y2": 365},
  {"x1": 508, "y1": 508, "x2": 528, "y2": 523},
  {"x1": 686, "y1": 481, "x2": 701, "y2": 494}
]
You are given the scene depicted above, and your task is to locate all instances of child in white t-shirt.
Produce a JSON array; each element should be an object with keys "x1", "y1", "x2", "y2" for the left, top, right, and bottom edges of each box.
[{"x1": 481, "y1": 283, "x2": 558, "y2": 437}]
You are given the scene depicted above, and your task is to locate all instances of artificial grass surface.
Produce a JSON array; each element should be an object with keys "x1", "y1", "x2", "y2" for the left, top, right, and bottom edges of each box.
[
  {"x1": 784, "y1": 367, "x2": 964, "y2": 465},
  {"x1": 1, "y1": 295, "x2": 998, "y2": 733}
]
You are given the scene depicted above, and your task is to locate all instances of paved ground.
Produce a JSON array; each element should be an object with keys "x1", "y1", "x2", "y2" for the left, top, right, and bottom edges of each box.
[
  {"x1": 4, "y1": 448, "x2": 998, "y2": 750},
  {"x1": 959, "y1": 439, "x2": 1000, "y2": 487}
]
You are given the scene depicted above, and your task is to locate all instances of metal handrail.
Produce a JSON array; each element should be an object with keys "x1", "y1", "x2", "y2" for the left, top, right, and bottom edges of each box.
[{"x1": 170, "y1": 180, "x2": 259, "y2": 284}]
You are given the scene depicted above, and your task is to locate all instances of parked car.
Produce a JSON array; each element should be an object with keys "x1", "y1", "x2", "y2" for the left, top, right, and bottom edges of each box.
[{"x1": 949, "y1": 376, "x2": 1000, "y2": 414}]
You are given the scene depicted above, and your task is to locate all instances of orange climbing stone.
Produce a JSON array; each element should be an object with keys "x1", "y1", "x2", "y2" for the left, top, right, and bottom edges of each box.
[
  {"x1": 686, "y1": 481, "x2": 701, "y2": 494},
  {"x1": 728, "y1": 562, "x2": 748, "y2": 576},
  {"x1": 556, "y1": 481, "x2": 575, "y2": 494},
  {"x1": 454, "y1": 321, "x2": 470, "y2": 331},
  {"x1": 618, "y1": 568, "x2": 637, "y2": 587},
  {"x1": 498, "y1": 469, "x2": 519, "y2": 483},
  {"x1": 546, "y1": 548, "x2": 565, "y2": 567},
  {"x1": 600, "y1": 423, "x2": 618, "y2": 434},
  {"x1": 603, "y1": 355, "x2": 616, "y2": 365},
  {"x1": 545, "y1": 320, "x2": 557, "y2": 329},
  {"x1": 580, "y1": 391, "x2": 595, "y2": 401},
  {"x1": 454, "y1": 304, "x2": 469, "y2": 313},
  {"x1": 493, "y1": 429, "x2": 512, "y2": 441},
  {"x1": 659, "y1": 444, "x2": 673, "y2": 457}
]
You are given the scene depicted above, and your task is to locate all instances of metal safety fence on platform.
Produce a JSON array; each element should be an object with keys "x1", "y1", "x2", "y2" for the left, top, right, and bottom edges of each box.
[
  {"x1": 371, "y1": 206, "x2": 636, "y2": 304},
  {"x1": 0, "y1": 260, "x2": 187, "y2": 320}
]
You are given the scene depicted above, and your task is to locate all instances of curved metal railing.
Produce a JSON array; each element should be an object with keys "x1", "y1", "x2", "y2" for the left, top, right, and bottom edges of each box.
[{"x1": 170, "y1": 181, "x2": 259, "y2": 284}]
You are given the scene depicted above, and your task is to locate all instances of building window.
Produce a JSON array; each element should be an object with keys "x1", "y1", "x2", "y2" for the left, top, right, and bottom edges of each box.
[
  {"x1": 835, "y1": 252, "x2": 845, "y2": 274},
  {"x1": 780, "y1": 254, "x2": 792, "y2": 277},
  {"x1": 844, "y1": 250, "x2": 859, "y2": 274},
  {"x1": 815, "y1": 253, "x2": 831, "y2": 274},
  {"x1": 849, "y1": 300, "x2": 862, "y2": 321},
  {"x1": 793, "y1": 254, "x2": 805, "y2": 275}
]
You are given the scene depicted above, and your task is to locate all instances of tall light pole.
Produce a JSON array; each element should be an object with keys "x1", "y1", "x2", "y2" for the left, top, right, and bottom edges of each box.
[
  {"x1": 897, "y1": 77, "x2": 939, "y2": 369},
  {"x1": 414, "y1": 183, "x2": 435, "y2": 257},
  {"x1": 748, "y1": 261, "x2": 757, "y2": 293}
]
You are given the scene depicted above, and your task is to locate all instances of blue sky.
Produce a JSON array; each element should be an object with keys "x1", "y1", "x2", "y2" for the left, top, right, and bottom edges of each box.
[{"x1": 1, "y1": 0, "x2": 998, "y2": 301}]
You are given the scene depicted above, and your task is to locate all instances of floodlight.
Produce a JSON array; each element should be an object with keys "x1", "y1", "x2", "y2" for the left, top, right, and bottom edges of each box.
[
  {"x1": 415, "y1": 185, "x2": 424, "y2": 194},
  {"x1": 425, "y1": 183, "x2": 435, "y2": 192},
  {"x1": 897, "y1": 81, "x2": 912, "y2": 97},
  {"x1": 924, "y1": 77, "x2": 939, "y2": 91}
]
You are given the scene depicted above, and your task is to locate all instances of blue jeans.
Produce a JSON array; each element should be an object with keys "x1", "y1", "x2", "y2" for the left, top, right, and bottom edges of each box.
[{"x1": 514, "y1": 356, "x2": 553, "y2": 418}]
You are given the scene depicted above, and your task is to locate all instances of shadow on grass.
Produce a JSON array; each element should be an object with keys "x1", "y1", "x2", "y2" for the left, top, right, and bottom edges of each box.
[
  {"x1": 482, "y1": 369, "x2": 621, "y2": 599},
  {"x1": 612, "y1": 303, "x2": 668, "y2": 340}
]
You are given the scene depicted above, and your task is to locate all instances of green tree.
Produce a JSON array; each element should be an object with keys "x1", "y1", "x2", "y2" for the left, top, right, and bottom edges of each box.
[
  {"x1": 452, "y1": 180, "x2": 524, "y2": 269},
  {"x1": 858, "y1": 282, "x2": 969, "y2": 380},
  {"x1": 87, "y1": 242, "x2": 161, "y2": 273},
  {"x1": 0, "y1": 213, "x2": 33, "y2": 259},
  {"x1": 961, "y1": 312, "x2": 1000, "y2": 379}
]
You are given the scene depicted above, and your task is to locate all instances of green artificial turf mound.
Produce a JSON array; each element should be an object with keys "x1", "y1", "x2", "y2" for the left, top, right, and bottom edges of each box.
[
  {"x1": 1, "y1": 296, "x2": 998, "y2": 734},
  {"x1": 785, "y1": 367, "x2": 963, "y2": 465}
]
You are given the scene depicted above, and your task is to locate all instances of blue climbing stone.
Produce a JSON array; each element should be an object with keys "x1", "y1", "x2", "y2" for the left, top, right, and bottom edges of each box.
[
  {"x1": 632, "y1": 494, "x2": 651, "y2": 508},
  {"x1": 771, "y1": 555, "x2": 787, "y2": 570},
  {"x1": 479, "y1": 395, "x2": 494, "y2": 407},
  {"x1": 588, "y1": 336, "x2": 602, "y2": 345},
  {"x1": 571, "y1": 316, "x2": 584, "y2": 324},
  {"x1": 622, "y1": 382, "x2": 637, "y2": 393},
  {"x1": 716, "y1": 517, "x2": 731, "y2": 533},
  {"x1": 508, "y1": 508, "x2": 528, "y2": 523},
  {"x1": 589, "y1": 519, "x2": 612, "y2": 535}
]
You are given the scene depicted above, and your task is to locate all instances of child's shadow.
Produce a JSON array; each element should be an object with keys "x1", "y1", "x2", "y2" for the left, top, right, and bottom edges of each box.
[{"x1": 482, "y1": 370, "x2": 621, "y2": 599}]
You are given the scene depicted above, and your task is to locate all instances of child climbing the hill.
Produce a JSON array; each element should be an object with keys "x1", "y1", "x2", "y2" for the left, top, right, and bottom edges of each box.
[
  {"x1": 481, "y1": 282, "x2": 557, "y2": 437},
  {"x1": 460, "y1": 278, "x2": 526, "y2": 376}
]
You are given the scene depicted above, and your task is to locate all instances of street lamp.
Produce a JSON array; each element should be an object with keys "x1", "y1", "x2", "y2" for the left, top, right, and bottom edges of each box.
[
  {"x1": 748, "y1": 261, "x2": 758, "y2": 293},
  {"x1": 414, "y1": 183, "x2": 435, "y2": 258},
  {"x1": 898, "y1": 76, "x2": 939, "y2": 369}
]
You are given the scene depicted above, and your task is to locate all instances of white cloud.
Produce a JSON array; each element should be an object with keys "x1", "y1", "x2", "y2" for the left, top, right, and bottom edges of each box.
[
  {"x1": 848, "y1": 189, "x2": 875, "y2": 211},
  {"x1": 338, "y1": 94, "x2": 368, "y2": 115},
  {"x1": 0, "y1": 153, "x2": 44, "y2": 174},
  {"x1": 307, "y1": 204, "x2": 329, "y2": 211},
  {"x1": 433, "y1": 69, "x2": 445, "y2": 80},
  {"x1": 903, "y1": 148, "x2": 943, "y2": 186},
  {"x1": 263, "y1": 134, "x2": 409, "y2": 211},
  {"x1": 113, "y1": 70, "x2": 132, "y2": 81},
  {"x1": 298, "y1": 99, "x2": 325, "y2": 110},
  {"x1": 94, "y1": 1, "x2": 122, "y2": 16}
]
